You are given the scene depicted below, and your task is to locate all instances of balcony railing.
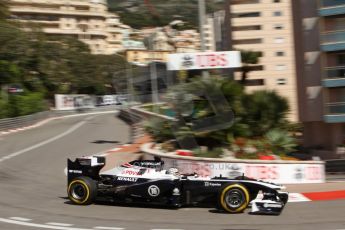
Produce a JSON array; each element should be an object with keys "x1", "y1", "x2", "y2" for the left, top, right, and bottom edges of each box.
[
  {"x1": 320, "y1": 0, "x2": 345, "y2": 8},
  {"x1": 10, "y1": 7, "x2": 107, "y2": 18},
  {"x1": 324, "y1": 66, "x2": 345, "y2": 79},
  {"x1": 322, "y1": 30, "x2": 345, "y2": 44},
  {"x1": 326, "y1": 102, "x2": 345, "y2": 114}
]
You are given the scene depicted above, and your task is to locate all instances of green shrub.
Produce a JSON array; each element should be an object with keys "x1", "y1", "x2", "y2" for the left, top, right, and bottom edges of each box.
[
  {"x1": 0, "y1": 97, "x2": 8, "y2": 118},
  {"x1": 144, "y1": 118, "x2": 174, "y2": 143},
  {"x1": 193, "y1": 147, "x2": 224, "y2": 158},
  {"x1": 6, "y1": 92, "x2": 46, "y2": 117},
  {"x1": 265, "y1": 129, "x2": 297, "y2": 156}
]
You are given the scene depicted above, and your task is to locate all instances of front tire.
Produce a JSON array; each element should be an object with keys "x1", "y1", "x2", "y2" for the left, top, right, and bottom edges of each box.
[
  {"x1": 218, "y1": 184, "x2": 250, "y2": 213},
  {"x1": 67, "y1": 177, "x2": 97, "y2": 205}
]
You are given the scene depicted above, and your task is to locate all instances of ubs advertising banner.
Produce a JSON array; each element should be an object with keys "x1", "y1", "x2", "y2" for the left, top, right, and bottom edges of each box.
[
  {"x1": 55, "y1": 94, "x2": 95, "y2": 110},
  {"x1": 167, "y1": 51, "x2": 242, "y2": 71},
  {"x1": 162, "y1": 158, "x2": 325, "y2": 184}
]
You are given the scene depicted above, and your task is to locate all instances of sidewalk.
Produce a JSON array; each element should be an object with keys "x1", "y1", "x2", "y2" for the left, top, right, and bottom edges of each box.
[{"x1": 285, "y1": 182, "x2": 345, "y2": 193}]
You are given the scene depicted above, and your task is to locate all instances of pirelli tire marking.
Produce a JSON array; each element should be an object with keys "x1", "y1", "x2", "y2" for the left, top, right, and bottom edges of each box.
[
  {"x1": 220, "y1": 184, "x2": 250, "y2": 213},
  {"x1": 68, "y1": 179, "x2": 91, "y2": 205}
]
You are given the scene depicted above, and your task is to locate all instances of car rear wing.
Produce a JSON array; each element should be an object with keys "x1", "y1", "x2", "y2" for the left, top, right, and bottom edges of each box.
[{"x1": 67, "y1": 156, "x2": 105, "y2": 183}]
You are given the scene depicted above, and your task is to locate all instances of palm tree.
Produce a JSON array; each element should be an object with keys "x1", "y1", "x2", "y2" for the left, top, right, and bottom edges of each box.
[
  {"x1": 265, "y1": 129, "x2": 297, "y2": 156},
  {"x1": 242, "y1": 90, "x2": 289, "y2": 137},
  {"x1": 240, "y1": 50, "x2": 262, "y2": 85},
  {"x1": 0, "y1": 0, "x2": 8, "y2": 20}
]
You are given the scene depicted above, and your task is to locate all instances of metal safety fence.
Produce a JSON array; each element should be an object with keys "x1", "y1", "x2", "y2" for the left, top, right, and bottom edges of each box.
[
  {"x1": 117, "y1": 108, "x2": 145, "y2": 143},
  {"x1": 0, "y1": 106, "x2": 118, "y2": 133},
  {"x1": 0, "y1": 111, "x2": 52, "y2": 132}
]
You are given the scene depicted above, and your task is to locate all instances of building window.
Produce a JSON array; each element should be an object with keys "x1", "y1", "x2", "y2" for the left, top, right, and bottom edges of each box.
[
  {"x1": 274, "y1": 37, "x2": 285, "y2": 43},
  {"x1": 243, "y1": 79, "x2": 265, "y2": 86},
  {"x1": 233, "y1": 38, "x2": 262, "y2": 45},
  {"x1": 273, "y1": 11, "x2": 282, "y2": 16},
  {"x1": 232, "y1": 12, "x2": 261, "y2": 18},
  {"x1": 276, "y1": 51, "x2": 285, "y2": 56},
  {"x1": 233, "y1": 25, "x2": 262, "y2": 31},
  {"x1": 275, "y1": 64, "x2": 286, "y2": 71},
  {"x1": 337, "y1": 53, "x2": 345, "y2": 65},
  {"x1": 232, "y1": 0, "x2": 260, "y2": 4},
  {"x1": 274, "y1": 24, "x2": 283, "y2": 30},
  {"x1": 273, "y1": 0, "x2": 281, "y2": 2},
  {"x1": 277, "y1": 78, "x2": 287, "y2": 85}
]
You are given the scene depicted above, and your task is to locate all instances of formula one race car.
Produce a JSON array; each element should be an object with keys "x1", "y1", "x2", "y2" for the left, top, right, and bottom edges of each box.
[{"x1": 67, "y1": 156, "x2": 288, "y2": 215}]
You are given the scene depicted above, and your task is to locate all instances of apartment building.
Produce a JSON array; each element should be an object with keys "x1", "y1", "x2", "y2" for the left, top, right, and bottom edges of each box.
[
  {"x1": 124, "y1": 26, "x2": 201, "y2": 65},
  {"x1": 203, "y1": 16, "x2": 217, "y2": 51},
  {"x1": 7, "y1": 0, "x2": 127, "y2": 54},
  {"x1": 105, "y1": 15, "x2": 130, "y2": 54},
  {"x1": 126, "y1": 50, "x2": 172, "y2": 65},
  {"x1": 173, "y1": 29, "x2": 201, "y2": 53},
  {"x1": 147, "y1": 27, "x2": 201, "y2": 53},
  {"x1": 223, "y1": 0, "x2": 298, "y2": 121},
  {"x1": 292, "y1": 0, "x2": 345, "y2": 159}
]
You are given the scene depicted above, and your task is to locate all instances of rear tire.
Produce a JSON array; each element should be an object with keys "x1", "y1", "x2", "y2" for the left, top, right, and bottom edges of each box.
[
  {"x1": 67, "y1": 177, "x2": 97, "y2": 205},
  {"x1": 218, "y1": 184, "x2": 250, "y2": 213}
]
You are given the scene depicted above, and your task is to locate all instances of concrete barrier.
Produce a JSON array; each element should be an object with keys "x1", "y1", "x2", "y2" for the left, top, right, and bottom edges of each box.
[{"x1": 141, "y1": 143, "x2": 326, "y2": 184}]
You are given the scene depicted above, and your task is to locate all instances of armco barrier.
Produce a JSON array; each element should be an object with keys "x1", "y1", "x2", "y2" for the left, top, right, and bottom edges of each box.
[
  {"x1": 117, "y1": 108, "x2": 144, "y2": 142},
  {"x1": 326, "y1": 159, "x2": 345, "y2": 173},
  {"x1": 0, "y1": 111, "x2": 52, "y2": 132},
  {"x1": 141, "y1": 143, "x2": 326, "y2": 184},
  {"x1": 0, "y1": 105, "x2": 118, "y2": 133},
  {"x1": 118, "y1": 108, "x2": 143, "y2": 125},
  {"x1": 131, "y1": 104, "x2": 176, "y2": 121}
]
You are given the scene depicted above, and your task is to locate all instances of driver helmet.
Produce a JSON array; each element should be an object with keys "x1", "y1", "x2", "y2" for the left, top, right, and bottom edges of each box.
[{"x1": 167, "y1": 168, "x2": 179, "y2": 176}]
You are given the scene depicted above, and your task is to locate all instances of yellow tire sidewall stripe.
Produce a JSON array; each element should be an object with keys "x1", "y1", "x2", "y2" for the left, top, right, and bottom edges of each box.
[
  {"x1": 220, "y1": 184, "x2": 250, "y2": 213},
  {"x1": 68, "y1": 180, "x2": 90, "y2": 204}
]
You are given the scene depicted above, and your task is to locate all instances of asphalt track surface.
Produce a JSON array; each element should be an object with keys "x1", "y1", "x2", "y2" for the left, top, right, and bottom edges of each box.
[{"x1": 0, "y1": 113, "x2": 344, "y2": 230}]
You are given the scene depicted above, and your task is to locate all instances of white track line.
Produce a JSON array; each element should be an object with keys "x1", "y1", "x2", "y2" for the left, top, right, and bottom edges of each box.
[
  {"x1": 95, "y1": 153, "x2": 108, "y2": 157},
  {"x1": 46, "y1": 222, "x2": 74, "y2": 227},
  {"x1": 0, "y1": 118, "x2": 89, "y2": 163},
  {"x1": 0, "y1": 218, "x2": 92, "y2": 230},
  {"x1": 151, "y1": 229, "x2": 184, "y2": 230},
  {"x1": 59, "y1": 111, "x2": 117, "y2": 119},
  {"x1": 9, "y1": 217, "x2": 32, "y2": 222},
  {"x1": 94, "y1": 227, "x2": 124, "y2": 230},
  {"x1": 108, "y1": 147, "x2": 122, "y2": 152}
]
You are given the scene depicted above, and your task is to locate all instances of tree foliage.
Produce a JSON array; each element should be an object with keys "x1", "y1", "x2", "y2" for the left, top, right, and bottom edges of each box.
[
  {"x1": 265, "y1": 129, "x2": 297, "y2": 156},
  {"x1": 146, "y1": 78, "x2": 292, "y2": 153},
  {"x1": 242, "y1": 90, "x2": 289, "y2": 137},
  {"x1": 240, "y1": 50, "x2": 262, "y2": 84},
  {"x1": 108, "y1": 0, "x2": 225, "y2": 29},
  {"x1": 0, "y1": 0, "x2": 9, "y2": 20},
  {"x1": 0, "y1": 2, "x2": 127, "y2": 118}
]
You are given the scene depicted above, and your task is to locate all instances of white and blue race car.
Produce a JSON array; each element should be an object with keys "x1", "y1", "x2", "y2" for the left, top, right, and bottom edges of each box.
[{"x1": 67, "y1": 156, "x2": 288, "y2": 215}]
